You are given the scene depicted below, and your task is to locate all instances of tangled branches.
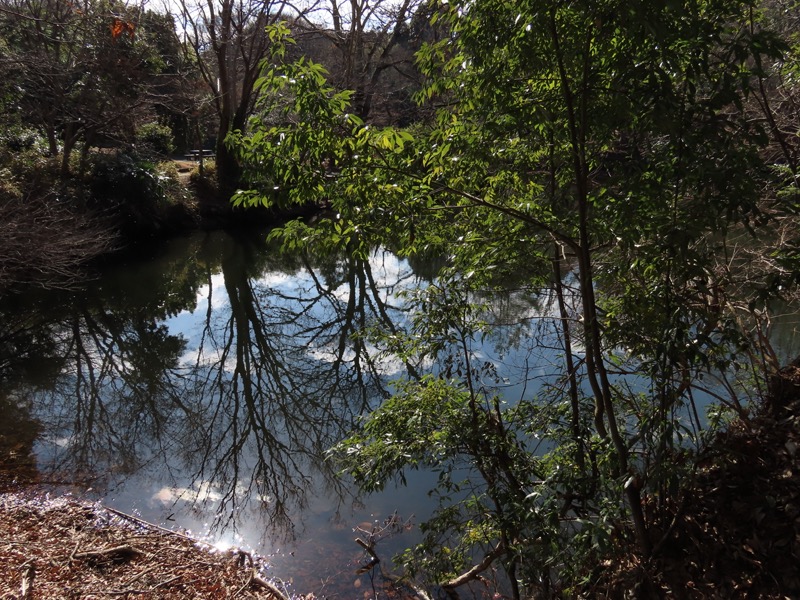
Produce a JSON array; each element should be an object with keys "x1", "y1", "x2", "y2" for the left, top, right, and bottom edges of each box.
[{"x1": 0, "y1": 192, "x2": 116, "y2": 293}]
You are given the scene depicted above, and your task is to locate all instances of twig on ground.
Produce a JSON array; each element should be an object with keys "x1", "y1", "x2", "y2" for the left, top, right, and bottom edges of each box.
[
  {"x1": 72, "y1": 544, "x2": 144, "y2": 563},
  {"x1": 19, "y1": 560, "x2": 34, "y2": 600}
]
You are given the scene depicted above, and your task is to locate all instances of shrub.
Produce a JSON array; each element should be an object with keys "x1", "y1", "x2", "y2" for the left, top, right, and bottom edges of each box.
[
  {"x1": 155, "y1": 160, "x2": 191, "y2": 206},
  {"x1": 135, "y1": 122, "x2": 175, "y2": 158},
  {"x1": 0, "y1": 126, "x2": 49, "y2": 155},
  {"x1": 0, "y1": 127, "x2": 55, "y2": 190}
]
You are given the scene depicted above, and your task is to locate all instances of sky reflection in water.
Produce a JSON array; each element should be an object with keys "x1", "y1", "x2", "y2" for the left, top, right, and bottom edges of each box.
[{"x1": 0, "y1": 229, "x2": 559, "y2": 597}]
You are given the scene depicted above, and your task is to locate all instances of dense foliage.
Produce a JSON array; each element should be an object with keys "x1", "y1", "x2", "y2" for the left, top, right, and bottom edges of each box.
[
  {"x1": 2, "y1": 0, "x2": 800, "y2": 594},
  {"x1": 231, "y1": 1, "x2": 800, "y2": 597}
]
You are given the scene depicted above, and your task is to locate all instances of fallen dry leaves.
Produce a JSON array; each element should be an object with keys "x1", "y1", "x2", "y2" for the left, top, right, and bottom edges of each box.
[{"x1": 0, "y1": 492, "x2": 292, "y2": 599}]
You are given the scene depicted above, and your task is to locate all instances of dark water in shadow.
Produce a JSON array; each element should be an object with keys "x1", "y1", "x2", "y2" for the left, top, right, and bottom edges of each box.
[{"x1": 0, "y1": 229, "x2": 558, "y2": 597}]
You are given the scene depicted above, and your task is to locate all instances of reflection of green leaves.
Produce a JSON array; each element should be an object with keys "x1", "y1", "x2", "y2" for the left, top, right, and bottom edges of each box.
[{"x1": 0, "y1": 389, "x2": 41, "y2": 483}]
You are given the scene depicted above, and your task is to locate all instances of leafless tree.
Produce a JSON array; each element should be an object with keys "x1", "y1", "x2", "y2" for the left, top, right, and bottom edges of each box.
[
  {"x1": 0, "y1": 193, "x2": 116, "y2": 292},
  {"x1": 299, "y1": 0, "x2": 422, "y2": 122},
  {"x1": 173, "y1": 0, "x2": 315, "y2": 195}
]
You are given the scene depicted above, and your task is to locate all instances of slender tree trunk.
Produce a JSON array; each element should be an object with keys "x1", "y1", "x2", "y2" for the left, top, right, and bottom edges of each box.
[
  {"x1": 60, "y1": 124, "x2": 79, "y2": 176},
  {"x1": 552, "y1": 244, "x2": 585, "y2": 471},
  {"x1": 550, "y1": 8, "x2": 651, "y2": 558},
  {"x1": 79, "y1": 130, "x2": 96, "y2": 176},
  {"x1": 45, "y1": 119, "x2": 59, "y2": 156},
  {"x1": 215, "y1": 126, "x2": 241, "y2": 197}
]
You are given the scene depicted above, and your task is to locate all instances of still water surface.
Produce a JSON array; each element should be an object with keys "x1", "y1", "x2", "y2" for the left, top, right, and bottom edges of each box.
[{"x1": 0, "y1": 229, "x2": 560, "y2": 597}]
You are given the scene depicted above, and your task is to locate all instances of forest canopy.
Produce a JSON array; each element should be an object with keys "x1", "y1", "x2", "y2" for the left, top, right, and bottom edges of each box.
[{"x1": 2, "y1": 0, "x2": 800, "y2": 596}]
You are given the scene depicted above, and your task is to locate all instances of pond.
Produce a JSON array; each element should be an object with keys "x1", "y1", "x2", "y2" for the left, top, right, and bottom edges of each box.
[{"x1": 0, "y1": 228, "x2": 563, "y2": 598}]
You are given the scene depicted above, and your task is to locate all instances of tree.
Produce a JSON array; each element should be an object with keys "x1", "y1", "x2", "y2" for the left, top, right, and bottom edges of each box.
[
  {"x1": 0, "y1": 0, "x2": 172, "y2": 175},
  {"x1": 298, "y1": 0, "x2": 423, "y2": 123},
  {"x1": 233, "y1": 3, "x2": 788, "y2": 596},
  {"x1": 174, "y1": 0, "x2": 306, "y2": 195}
]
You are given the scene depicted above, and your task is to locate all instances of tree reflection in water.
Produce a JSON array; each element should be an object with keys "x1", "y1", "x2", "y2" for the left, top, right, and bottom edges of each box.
[
  {"x1": 0, "y1": 229, "x2": 420, "y2": 546},
  {"x1": 186, "y1": 232, "x2": 417, "y2": 538}
]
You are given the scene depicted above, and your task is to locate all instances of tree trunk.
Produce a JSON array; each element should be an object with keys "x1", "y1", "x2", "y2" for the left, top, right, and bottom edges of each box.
[
  {"x1": 552, "y1": 244, "x2": 585, "y2": 471},
  {"x1": 60, "y1": 124, "x2": 79, "y2": 177},
  {"x1": 215, "y1": 127, "x2": 240, "y2": 198},
  {"x1": 549, "y1": 7, "x2": 651, "y2": 557}
]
